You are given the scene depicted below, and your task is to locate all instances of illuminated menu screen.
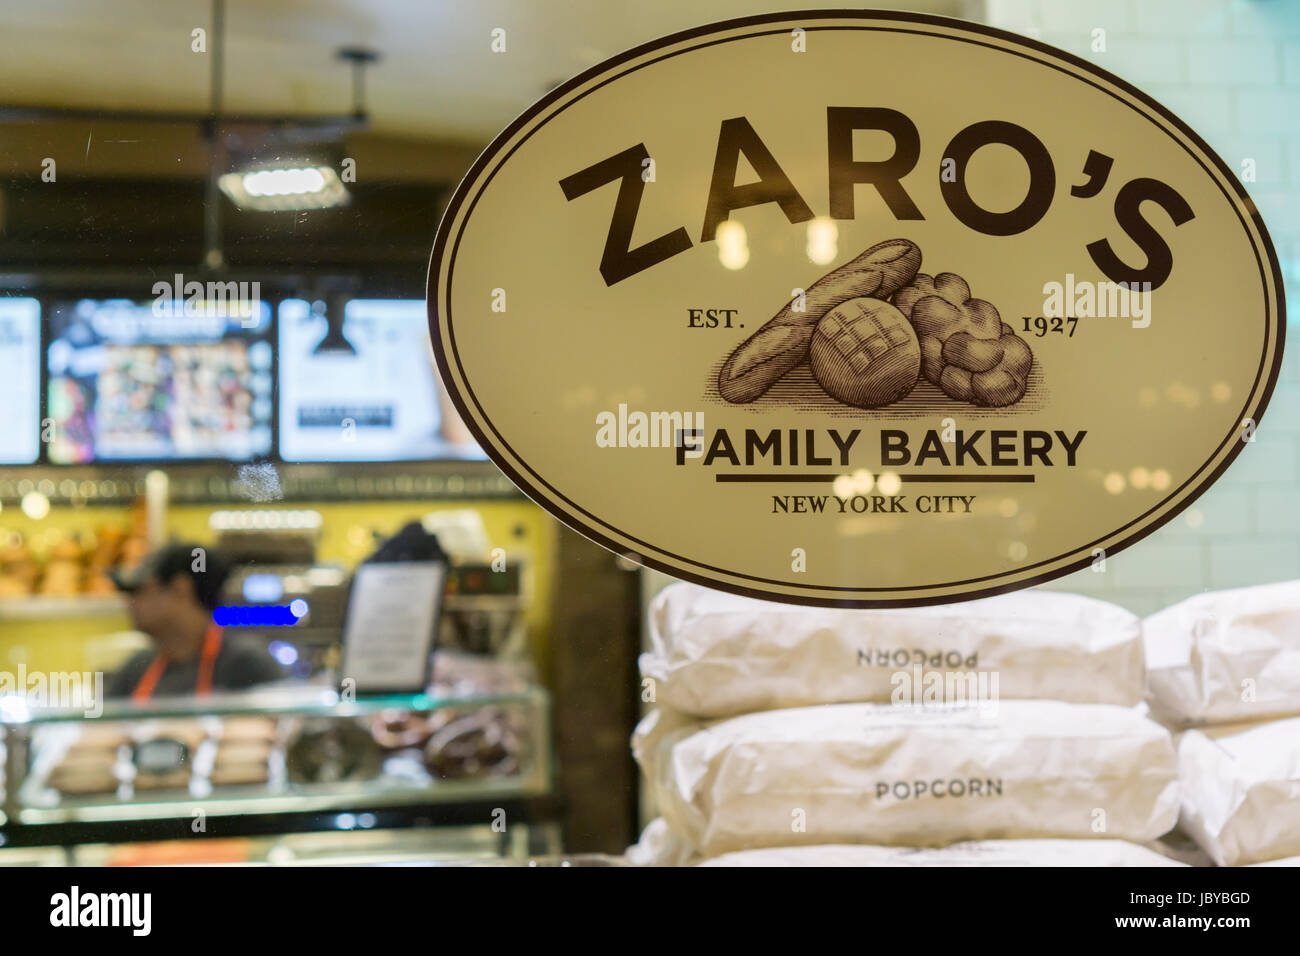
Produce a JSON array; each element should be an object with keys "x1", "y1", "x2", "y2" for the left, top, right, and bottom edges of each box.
[
  {"x1": 277, "y1": 298, "x2": 484, "y2": 462},
  {"x1": 46, "y1": 298, "x2": 273, "y2": 463},
  {"x1": 0, "y1": 297, "x2": 40, "y2": 464}
]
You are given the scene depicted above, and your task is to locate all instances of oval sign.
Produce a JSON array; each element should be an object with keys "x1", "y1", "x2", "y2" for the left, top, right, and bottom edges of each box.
[{"x1": 429, "y1": 11, "x2": 1285, "y2": 607}]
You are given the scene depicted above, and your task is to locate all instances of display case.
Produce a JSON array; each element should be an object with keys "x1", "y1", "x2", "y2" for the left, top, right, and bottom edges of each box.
[{"x1": 0, "y1": 682, "x2": 558, "y2": 858}]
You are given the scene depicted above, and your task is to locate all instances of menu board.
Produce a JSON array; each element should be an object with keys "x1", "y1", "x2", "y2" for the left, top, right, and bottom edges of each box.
[
  {"x1": 0, "y1": 297, "x2": 40, "y2": 465},
  {"x1": 45, "y1": 298, "x2": 274, "y2": 463},
  {"x1": 278, "y1": 298, "x2": 484, "y2": 462},
  {"x1": 338, "y1": 561, "x2": 445, "y2": 693}
]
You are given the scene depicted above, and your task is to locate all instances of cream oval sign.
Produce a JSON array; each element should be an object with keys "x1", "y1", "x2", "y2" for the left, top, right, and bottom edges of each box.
[{"x1": 429, "y1": 11, "x2": 1285, "y2": 607}]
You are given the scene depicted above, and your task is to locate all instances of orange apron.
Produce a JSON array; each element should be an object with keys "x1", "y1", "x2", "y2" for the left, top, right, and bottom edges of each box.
[{"x1": 132, "y1": 622, "x2": 223, "y2": 701}]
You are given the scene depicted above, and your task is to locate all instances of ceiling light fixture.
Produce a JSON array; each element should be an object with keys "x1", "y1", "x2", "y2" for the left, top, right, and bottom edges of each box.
[{"x1": 218, "y1": 165, "x2": 349, "y2": 211}]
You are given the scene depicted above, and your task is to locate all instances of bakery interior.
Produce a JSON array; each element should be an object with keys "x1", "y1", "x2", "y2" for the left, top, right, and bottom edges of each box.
[
  {"x1": 0, "y1": 0, "x2": 680, "y2": 866},
  {"x1": 4, "y1": 0, "x2": 1300, "y2": 871}
]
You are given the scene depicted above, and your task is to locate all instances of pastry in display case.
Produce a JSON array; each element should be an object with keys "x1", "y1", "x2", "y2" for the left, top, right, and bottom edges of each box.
[
  {"x1": 369, "y1": 706, "x2": 528, "y2": 779},
  {"x1": 366, "y1": 651, "x2": 533, "y2": 780},
  {"x1": 131, "y1": 721, "x2": 206, "y2": 792},
  {"x1": 0, "y1": 681, "x2": 554, "y2": 858},
  {"x1": 211, "y1": 715, "x2": 276, "y2": 787},
  {"x1": 0, "y1": 509, "x2": 149, "y2": 604},
  {"x1": 421, "y1": 707, "x2": 525, "y2": 780},
  {"x1": 38, "y1": 537, "x2": 85, "y2": 597},
  {"x1": 285, "y1": 718, "x2": 382, "y2": 784},
  {"x1": 0, "y1": 533, "x2": 39, "y2": 598},
  {"x1": 47, "y1": 752, "x2": 119, "y2": 797}
]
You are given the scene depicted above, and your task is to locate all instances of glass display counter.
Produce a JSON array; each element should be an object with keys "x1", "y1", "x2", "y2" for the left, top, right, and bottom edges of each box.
[{"x1": 0, "y1": 683, "x2": 558, "y2": 857}]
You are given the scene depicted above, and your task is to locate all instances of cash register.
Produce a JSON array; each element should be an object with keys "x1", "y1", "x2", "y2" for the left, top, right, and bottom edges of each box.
[{"x1": 210, "y1": 510, "x2": 529, "y2": 675}]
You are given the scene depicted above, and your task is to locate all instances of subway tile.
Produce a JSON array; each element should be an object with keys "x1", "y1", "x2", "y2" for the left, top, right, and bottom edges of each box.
[
  {"x1": 1186, "y1": 38, "x2": 1280, "y2": 86},
  {"x1": 1158, "y1": 587, "x2": 1206, "y2": 610},
  {"x1": 983, "y1": 0, "x2": 1036, "y2": 31},
  {"x1": 1246, "y1": 189, "x2": 1298, "y2": 229},
  {"x1": 1230, "y1": 0, "x2": 1300, "y2": 38},
  {"x1": 1284, "y1": 41, "x2": 1300, "y2": 85},
  {"x1": 1141, "y1": 84, "x2": 1235, "y2": 135},
  {"x1": 1147, "y1": 513, "x2": 1206, "y2": 540},
  {"x1": 1174, "y1": 487, "x2": 1254, "y2": 535},
  {"x1": 1236, "y1": 89, "x2": 1300, "y2": 134},
  {"x1": 1102, "y1": 587, "x2": 1185, "y2": 616},
  {"x1": 1289, "y1": 143, "x2": 1300, "y2": 183},
  {"x1": 1040, "y1": 0, "x2": 1134, "y2": 34},
  {"x1": 1097, "y1": 34, "x2": 1185, "y2": 86},
  {"x1": 1209, "y1": 536, "x2": 1300, "y2": 588},
  {"x1": 1111, "y1": 541, "x2": 1206, "y2": 588},
  {"x1": 1257, "y1": 383, "x2": 1300, "y2": 432},
  {"x1": 1253, "y1": 488, "x2": 1300, "y2": 533},
  {"x1": 1135, "y1": 0, "x2": 1232, "y2": 36},
  {"x1": 1278, "y1": 342, "x2": 1300, "y2": 384},
  {"x1": 1222, "y1": 435, "x2": 1297, "y2": 483},
  {"x1": 1263, "y1": 379, "x2": 1300, "y2": 408},
  {"x1": 1206, "y1": 137, "x2": 1285, "y2": 185}
]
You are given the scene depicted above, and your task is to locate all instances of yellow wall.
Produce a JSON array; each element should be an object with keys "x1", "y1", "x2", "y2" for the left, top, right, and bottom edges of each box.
[{"x1": 0, "y1": 498, "x2": 558, "y2": 682}]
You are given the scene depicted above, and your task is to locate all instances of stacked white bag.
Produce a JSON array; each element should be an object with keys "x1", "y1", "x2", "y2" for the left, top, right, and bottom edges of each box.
[
  {"x1": 1144, "y1": 581, "x2": 1300, "y2": 865},
  {"x1": 631, "y1": 582, "x2": 1181, "y2": 866},
  {"x1": 642, "y1": 583, "x2": 1147, "y2": 715}
]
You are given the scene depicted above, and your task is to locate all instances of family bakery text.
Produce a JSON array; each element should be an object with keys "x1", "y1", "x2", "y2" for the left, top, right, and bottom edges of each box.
[{"x1": 672, "y1": 426, "x2": 1088, "y2": 469}]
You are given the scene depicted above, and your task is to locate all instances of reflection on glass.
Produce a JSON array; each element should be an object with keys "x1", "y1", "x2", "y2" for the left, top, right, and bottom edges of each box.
[
  {"x1": 716, "y1": 221, "x2": 749, "y2": 270},
  {"x1": 21, "y1": 492, "x2": 50, "y2": 520},
  {"x1": 806, "y1": 217, "x2": 837, "y2": 265}
]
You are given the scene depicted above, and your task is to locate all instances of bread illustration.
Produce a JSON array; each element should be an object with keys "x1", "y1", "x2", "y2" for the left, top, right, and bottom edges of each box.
[
  {"x1": 713, "y1": 244, "x2": 1035, "y2": 410},
  {"x1": 893, "y1": 272, "x2": 1033, "y2": 407},
  {"x1": 717, "y1": 238, "x2": 921, "y2": 403},
  {"x1": 808, "y1": 299, "x2": 920, "y2": 409}
]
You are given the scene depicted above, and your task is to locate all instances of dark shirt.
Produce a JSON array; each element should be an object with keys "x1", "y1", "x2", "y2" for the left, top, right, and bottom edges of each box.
[{"x1": 106, "y1": 633, "x2": 286, "y2": 698}]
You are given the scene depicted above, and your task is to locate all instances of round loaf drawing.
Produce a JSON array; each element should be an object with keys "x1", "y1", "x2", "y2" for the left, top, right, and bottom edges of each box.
[
  {"x1": 716, "y1": 238, "x2": 922, "y2": 403},
  {"x1": 808, "y1": 298, "x2": 921, "y2": 409}
]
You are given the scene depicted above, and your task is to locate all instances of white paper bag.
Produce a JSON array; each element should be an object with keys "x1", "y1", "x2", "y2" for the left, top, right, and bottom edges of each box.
[
  {"x1": 1178, "y1": 716, "x2": 1300, "y2": 866},
  {"x1": 642, "y1": 583, "x2": 1143, "y2": 719},
  {"x1": 623, "y1": 817, "x2": 694, "y2": 867},
  {"x1": 635, "y1": 700, "x2": 1178, "y2": 858},
  {"x1": 697, "y1": 840, "x2": 1185, "y2": 867},
  {"x1": 1144, "y1": 580, "x2": 1300, "y2": 726}
]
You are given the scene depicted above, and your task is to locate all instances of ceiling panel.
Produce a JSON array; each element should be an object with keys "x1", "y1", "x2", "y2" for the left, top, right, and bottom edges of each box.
[{"x1": 0, "y1": 0, "x2": 971, "y2": 142}]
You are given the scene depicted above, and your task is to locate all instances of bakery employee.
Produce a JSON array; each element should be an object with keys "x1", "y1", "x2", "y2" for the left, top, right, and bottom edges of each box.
[{"x1": 106, "y1": 543, "x2": 285, "y2": 699}]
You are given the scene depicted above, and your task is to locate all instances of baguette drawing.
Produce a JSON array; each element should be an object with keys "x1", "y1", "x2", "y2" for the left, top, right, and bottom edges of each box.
[{"x1": 716, "y1": 238, "x2": 922, "y2": 403}]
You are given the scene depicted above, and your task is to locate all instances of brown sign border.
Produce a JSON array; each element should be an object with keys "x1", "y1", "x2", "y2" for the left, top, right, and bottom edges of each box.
[{"x1": 428, "y1": 10, "x2": 1286, "y2": 608}]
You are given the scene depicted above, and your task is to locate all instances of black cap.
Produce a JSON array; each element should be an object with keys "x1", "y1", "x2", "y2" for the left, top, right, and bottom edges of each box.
[{"x1": 111, "y1": 543, "x2": 233, "y2": 611}]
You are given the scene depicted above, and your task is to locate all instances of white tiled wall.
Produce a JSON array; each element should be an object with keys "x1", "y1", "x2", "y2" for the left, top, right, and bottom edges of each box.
[{"x1": 982, "y1": 0, "x2": 1300, "y2": 615}]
